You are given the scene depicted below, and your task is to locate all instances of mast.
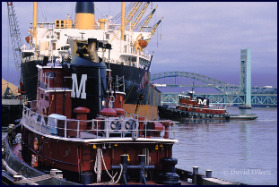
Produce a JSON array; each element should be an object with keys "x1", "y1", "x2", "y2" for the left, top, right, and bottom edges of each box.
[
  {"x1": 33, "y1": 2, "x2": 37, "y2": 60},
  {"x1": 121, "y1": 2, "x2": 125, "y2": 41}
]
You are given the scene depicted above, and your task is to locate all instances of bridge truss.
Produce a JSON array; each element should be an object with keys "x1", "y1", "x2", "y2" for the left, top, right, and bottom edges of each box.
[{"x1": 151, "y1": 72, "x2": 277, "y2": 106}]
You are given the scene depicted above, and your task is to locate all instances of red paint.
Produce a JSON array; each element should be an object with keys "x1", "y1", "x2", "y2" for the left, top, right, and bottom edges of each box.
[
  {"x1": 114, "y1": 108, "x2": 125, "y2": 116},
  {"x1": 99, "y1": 107, "x2": 117, "y2": 116},
  {"x1": 163, "y1": 120, "x2": 173, "y2": 139},
  {"x1": 150, "y1": 122, "x2": 164, "y2": 137},
  {"x1": 74, "y1": 107, "x2": 90, "y2": 130}
]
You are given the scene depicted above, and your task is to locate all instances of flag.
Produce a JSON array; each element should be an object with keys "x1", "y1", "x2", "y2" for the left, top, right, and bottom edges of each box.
[{"x1": 137, "y1": 55, "x2": 153, "y2": 93}]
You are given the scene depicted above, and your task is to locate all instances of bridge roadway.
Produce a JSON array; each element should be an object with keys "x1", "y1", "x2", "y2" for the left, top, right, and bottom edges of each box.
[{"x1": 151, "y1": 71, "x2": 277, "y2": 106}]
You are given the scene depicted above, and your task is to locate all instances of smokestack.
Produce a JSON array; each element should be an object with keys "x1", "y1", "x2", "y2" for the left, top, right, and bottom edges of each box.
[{"x1": 74, "y1": 2, "x2": 95, "y2": 30}]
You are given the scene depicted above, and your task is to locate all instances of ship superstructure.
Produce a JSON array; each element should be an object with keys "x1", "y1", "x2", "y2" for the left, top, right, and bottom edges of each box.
[{"x1": 21, "y1": 2, "x2": 159, "y2": 70}]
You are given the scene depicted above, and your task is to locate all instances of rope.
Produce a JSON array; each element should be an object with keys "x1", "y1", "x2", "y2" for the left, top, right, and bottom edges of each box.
[{"x1": 94, "y1": 148, "x2": 123, "y2": 184}]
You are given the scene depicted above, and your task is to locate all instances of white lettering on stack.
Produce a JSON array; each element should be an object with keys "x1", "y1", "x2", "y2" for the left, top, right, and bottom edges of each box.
[{"x1": 71, "y1": 74, "x2": 87, "y2": 99}]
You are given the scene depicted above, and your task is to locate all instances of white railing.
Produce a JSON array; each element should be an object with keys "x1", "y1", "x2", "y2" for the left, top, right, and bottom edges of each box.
[{"x1": 22, "y1": 104, "x2": 176, "y2": 140}]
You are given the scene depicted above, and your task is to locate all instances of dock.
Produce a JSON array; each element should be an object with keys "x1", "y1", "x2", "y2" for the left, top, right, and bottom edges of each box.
[{"x1": 229, "y1": 114, "x2": 258, "y2": 120}]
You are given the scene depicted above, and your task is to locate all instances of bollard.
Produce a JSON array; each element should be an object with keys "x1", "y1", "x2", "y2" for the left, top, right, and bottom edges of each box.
[
  {"x1": 13, "y1": 174, "x2": 24, "y2": 183},
  {"x1": 111, "y1": 154, "x2": 155, "y2": 185},
  {"x1": 206, "y1": 169, "x2": 212, "y2": 178},
  {"x1": 192, "y1": 166, "x2": 199, "y2": 184},
  {"x1": 120, "y1": 155, "x2": 128, "y2": 185},
  {"x1": 50, "y1": 168, "x2": 63, "y2": 178}
]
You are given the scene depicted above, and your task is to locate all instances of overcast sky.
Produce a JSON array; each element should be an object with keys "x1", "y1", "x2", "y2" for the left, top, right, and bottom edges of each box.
[{"x1": 2, "y1": 2, "x2": 277, "y2": 87}]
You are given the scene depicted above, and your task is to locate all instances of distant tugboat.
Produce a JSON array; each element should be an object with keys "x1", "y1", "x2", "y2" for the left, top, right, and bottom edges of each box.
[
  {"x1": 159, "y1": 91, "x2": 230, "y2": 121},
  {"x1": 159, "y1": 91, "x2": 258, "y2": 121}
]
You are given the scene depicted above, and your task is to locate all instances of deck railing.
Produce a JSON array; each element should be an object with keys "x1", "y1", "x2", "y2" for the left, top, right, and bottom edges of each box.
[{"x1": 22, "y1": 103, "x2": 176, "y2": 140}]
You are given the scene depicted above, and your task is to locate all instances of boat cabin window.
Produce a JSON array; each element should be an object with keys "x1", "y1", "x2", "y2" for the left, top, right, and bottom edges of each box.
[
  {"x1": 56, "y1": 32, "x2": 60, "y2": 40},
  {"x1": 106, "y1": 34, "x2": 110, "y2": 40},
  {"x1": 52, "y1": 43, "x2": 56, "y2": 50},
  {"x1": 124, "y1": 35, "x2": 127, "y2": 41},
  {"x1": 45, "y1": 96, "x2": 49, "y2": 101},
  {"x1": 56, "y1": 20, "x2": 59, "y2": 28},
  {"x1": 46, "y1": 72, "x2": 56, "y2": 78}
]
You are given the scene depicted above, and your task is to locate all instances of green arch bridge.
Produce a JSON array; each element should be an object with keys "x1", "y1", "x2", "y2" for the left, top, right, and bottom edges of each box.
[{"x1": 151, "y1": 71, "x2": 277, "y2": 106}]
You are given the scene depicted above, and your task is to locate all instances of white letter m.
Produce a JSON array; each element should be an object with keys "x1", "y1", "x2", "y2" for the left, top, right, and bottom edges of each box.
[
  {"x1": 71, "y1": 74, "x2": 87, "y2": 99},
  {"x1": 198, "y1": 99, "x2": 207, "y2": 105}
]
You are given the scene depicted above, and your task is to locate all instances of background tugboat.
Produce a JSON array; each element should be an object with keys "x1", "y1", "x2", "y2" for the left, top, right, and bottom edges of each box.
[{"x1": 159, "y1": 91, "x2": 230, "y2": 121}]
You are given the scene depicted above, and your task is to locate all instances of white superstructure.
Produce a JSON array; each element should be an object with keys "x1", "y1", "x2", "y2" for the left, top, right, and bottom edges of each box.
[{"x1": 21, "y1": 2, "x2": 162, "y2": 70}]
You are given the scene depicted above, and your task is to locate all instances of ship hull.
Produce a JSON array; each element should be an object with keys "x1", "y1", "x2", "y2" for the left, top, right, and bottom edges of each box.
[
  {"x1": 21, "y1": 61, "x2": 160, "y2": 120},
  {"x1": 158, "y1": 106, "x2": 230, "y2": 121}
]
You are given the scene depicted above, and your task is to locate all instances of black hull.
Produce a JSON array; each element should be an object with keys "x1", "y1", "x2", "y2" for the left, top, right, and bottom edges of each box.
[
  {"x1": 21, "y1": 61, "x2": 160, "y2": 107},
  {"x1": 158, "y1": 106, "x2": 230, "y2": 121},
  {"x1": 2, "y1": 103, "x2": 22, "y2": 126}
]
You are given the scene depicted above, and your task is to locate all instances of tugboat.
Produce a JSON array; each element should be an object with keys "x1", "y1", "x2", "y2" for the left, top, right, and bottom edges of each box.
[
  {"x1": 158, "y1": 91, "x2": 230, "y2": 121},
  {"x1": 2, "y1": 38, "x2": 181, "y2": 185}
]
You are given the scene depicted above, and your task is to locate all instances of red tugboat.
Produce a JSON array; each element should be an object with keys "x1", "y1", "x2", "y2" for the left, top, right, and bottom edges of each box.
[
  {"x1": 2, "y1": 38, "x2": 181, "y2": 185},
  {"x1": 158, "y1": 91, "x2": 230, "y2": 120}
]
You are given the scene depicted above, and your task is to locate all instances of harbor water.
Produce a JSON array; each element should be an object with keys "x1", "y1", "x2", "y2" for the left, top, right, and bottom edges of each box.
[
  {"x1": 172, "y1": 107, "x2": 277, "y2": 185},
  {"x1": 2, "y1": 107, "x2": 276, "y2": 185}
]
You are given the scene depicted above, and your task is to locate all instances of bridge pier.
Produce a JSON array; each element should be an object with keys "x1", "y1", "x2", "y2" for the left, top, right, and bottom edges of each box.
[{"x1": 239, "y1": 49, "x2": 251, "y2": 109}]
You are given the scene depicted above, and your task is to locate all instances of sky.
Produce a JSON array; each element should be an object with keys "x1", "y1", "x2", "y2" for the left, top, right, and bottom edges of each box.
[{"x1": 2, "y1": 2, "x2": 277, "y2": 87}]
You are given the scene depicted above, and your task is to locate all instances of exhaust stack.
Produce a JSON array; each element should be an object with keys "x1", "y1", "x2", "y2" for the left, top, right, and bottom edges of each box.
[{"x1": 74, "y1": 2, "x2": 95, "y2": 29}]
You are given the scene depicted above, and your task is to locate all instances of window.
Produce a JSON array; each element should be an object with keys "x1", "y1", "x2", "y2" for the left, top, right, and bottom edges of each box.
[
  {"x1": 45, "y1": 96, "x2": 49, "y2": 101},
  {"x1": 52, "y1": 43, "x2": 56, "y2": 50},
  {"x1": 124, "y1": 35, "x2": 126, "y2": 41},
  {"x1": 106, "y1": 34, "x2": 110, "y2": 40},
  {"x1": 57, "y1": 32, "x2": 60, "y2": 40},
  {"x1": 46, "y1": 72, "x2": 56, "y2": 78},
  {"x1": 56, "y1": 20, "x2": 59, "y2": 28}
]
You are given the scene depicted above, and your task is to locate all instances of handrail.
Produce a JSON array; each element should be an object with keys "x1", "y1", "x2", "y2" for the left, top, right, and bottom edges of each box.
[{"x1": 21, "y1": 104, "x2": 176, "y2": 141}]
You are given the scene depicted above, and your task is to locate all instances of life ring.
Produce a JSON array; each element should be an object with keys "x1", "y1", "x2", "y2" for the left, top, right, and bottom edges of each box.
[
  {"x1": 111, "y1": 120, "x2": 121, "y2": 131},
  {"x1": 125, "y1": 119, "x2": 137, "y2": 130}
]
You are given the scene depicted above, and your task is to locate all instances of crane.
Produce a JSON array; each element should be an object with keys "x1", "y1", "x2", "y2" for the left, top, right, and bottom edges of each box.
[
  {"x1": 146, "y1": 17, "x2": 164, "y2": 44},
  {"x1": 7, "y1": 2, "x2": 25, "y2": 94},
  {"x1": 134, "y1": 16, "x2": 163, "y2": 52},
  {"x1": 130, "y1": 2, "x2": 150, "y2": 32},
  {"x1": 138, "y1": 5, "x2": 158, "y2": 32},
  {"x1": 110, "y1": 2, "x2": 143, "y2": 43},
  {"x1": 7, "y1": 2, "x2": 22, "y2": 82}
]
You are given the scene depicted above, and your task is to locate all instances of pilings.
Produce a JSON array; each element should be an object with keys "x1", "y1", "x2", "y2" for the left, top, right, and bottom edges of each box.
[{"x1": 175, "y1": 166, "x2": 237, "y2": 185}]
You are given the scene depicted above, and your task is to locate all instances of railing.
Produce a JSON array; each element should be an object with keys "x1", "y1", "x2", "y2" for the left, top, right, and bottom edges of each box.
[{"x1": 22, "y1": 104, "x2": 176, "y2": 141}]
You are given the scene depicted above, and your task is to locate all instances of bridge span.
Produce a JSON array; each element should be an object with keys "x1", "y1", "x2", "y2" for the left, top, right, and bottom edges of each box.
[{"x1": 151, "y1": 71, "x2": 277, "y2": 107}]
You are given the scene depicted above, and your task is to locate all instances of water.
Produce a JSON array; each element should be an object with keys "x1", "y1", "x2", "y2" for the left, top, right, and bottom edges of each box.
[
  {"x1": 172, "y1": 107, "x2": 277, "y2": 185},
  {"x1": 2, "y1": 107, "x2": 276, "y2": 185}
]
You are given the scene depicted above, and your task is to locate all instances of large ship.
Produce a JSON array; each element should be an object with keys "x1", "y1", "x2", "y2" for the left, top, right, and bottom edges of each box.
[{"x1": 21, "y1": 2, "x2": 162, "y2": 120}]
